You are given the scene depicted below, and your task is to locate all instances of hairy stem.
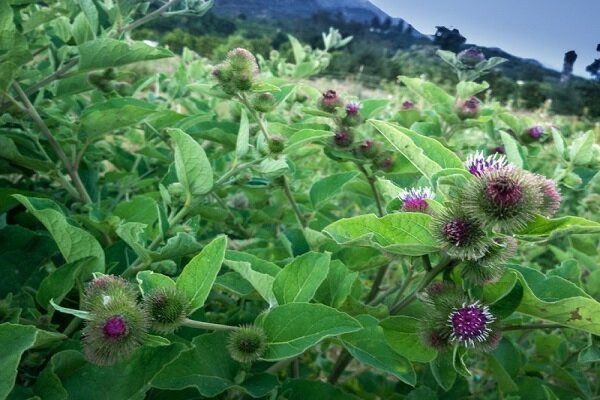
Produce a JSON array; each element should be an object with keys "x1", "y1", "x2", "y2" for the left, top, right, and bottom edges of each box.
[
  {"x1": 181, "y1": 318, "x2": 240, "y2": 332},
  {"x1": 356, "y1": 163, "x2": 384, "y2": 217},
  {"x1": 118, "y1": 0, "x2": 181, "y2": 33},
  {"x1": 328, "y1": 349, "x2": 353, "y2": 384},
  {"x1": 281, "y1": 176, "x2": 308, "y2": 228}
]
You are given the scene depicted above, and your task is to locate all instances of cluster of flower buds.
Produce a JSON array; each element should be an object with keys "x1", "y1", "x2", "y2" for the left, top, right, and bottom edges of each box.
[
  {"x1": 420, "y1": 283, "x2": 500, "y2": 351},
  {"x1": 81, "y1": 275, "x2": 149, "y2": 366},
  {"x1": 87, "y1": 68, "x2": 131, "y2": 95},
  {"x1": 212, "y1": 48, "x2": 259, "y2": 95},
  {"x1": 430, "y1": 152, "x2": 560, "y2": 286}
]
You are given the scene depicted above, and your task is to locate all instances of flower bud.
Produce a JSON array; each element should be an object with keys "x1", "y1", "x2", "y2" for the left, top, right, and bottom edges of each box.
[
  {"x1": 357, "y1": 139, "x2": 383, "y2": 159},
  {"x1": 252, "y1": 92, "x2": 276, "y2": 113},
  {"x1": 226, "y1": 48, "x2": 259, "y2": 75},
  {"x1": 401, "y1": 101, "x2": 416, "y2": 110},
  {"x1": 461, "y1": 168, "x2": 543, "y2": 233},
  {"x1": 456, "y1": 97, "x2": 481, "y2": 120},
  {"x1": 333, "y1": 130, "x2": 353, "y2": 148},
  {"x1": 268, "y1": 135, "x2": 286, "y2": 153},
  {"x1": 374, "y1": 153, "x2": 396, "y2": 172},
  {"x1": 399, "y1": 187, "x2": 434, "y2": 212},
  {"x1": 432, "y1": 207, "x2": 491, "y2": 260},
  {"x1": 342, "y1": 102, "x2": 363, "y2": 126},
  {"x1": 232, "y1": 73, "x2": 253, "y2": 91},
  {"x1": 82, "y1": 300, "x2": 149, "y2": 366},
  {"x1": 144, "y1": 287, "x2": 190, "y2": 334},
  {"x1": 83, "y1": 275, "x2": 138, "y2": 312},
  {"x1": 461, "y1": 237, "x2": 517, "y2": 284},
  {"x1": 227, "y1": 325, "x2": 268, "y2": 363},
  {"x1": 458, "y1": 47, "x2": 486, "y2": 67},
  {"x1": 526, "y1": 125, "x2": 544, "y2": 140},
  {"x1": 318, "y1": 90, "x2": 343, "y2": 112},
  {"x1": 534, "y1": 175, "x2": 561, "y2": 217}
]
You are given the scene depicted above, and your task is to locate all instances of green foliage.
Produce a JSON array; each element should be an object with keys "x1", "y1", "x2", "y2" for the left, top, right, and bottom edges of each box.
[{"x1": 1, "y1": 2, "x2": 600, "y2": 399}]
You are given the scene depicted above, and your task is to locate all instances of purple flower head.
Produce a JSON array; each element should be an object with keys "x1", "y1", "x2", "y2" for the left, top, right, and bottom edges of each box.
[
  {"x1": 458, "y1": 47, "x2": 486, "y2": 67},
  {"x1": 448, "y1": 301, "x2": 495, "y2": 347},
  {"x1": 103, "y1": 316, "x2": 128, "y2": 338},
  {"x1": 442, "y1": 219, "x2": 471, "y2": 245},
  {"x1": 319, "y1": 90, "x2": 343, "y2": 111},
  {"x1": 401, "y1": 101, "x2": 416, "y2": 110},
  {"x1": 528, "y1": 125, "x2": 544, "y2": 139},
  {"x1": 345, "y1": 102, "x2": 362, "y2": 116},
  {"x1": 465, "y1": 151, "x2": 511, "y2": 177},
  {"x1": 457, "y1": 96, "x2": 481, "y2": 119},
  {"x1": 537, "y1": 176, "x2": 561, "y2": 217},
  {"x1": 399, "y1": 187, "x2": 434, "y2": 212},
  {"x1": 493, "y1": 145, "x2": 505, "y2": 154},
  {"x1": 486, "y1": 174, "x2": 523, "y2": 207},
  {"x1": 333, "y1": 130, "x2": 353, "y2": 147}
]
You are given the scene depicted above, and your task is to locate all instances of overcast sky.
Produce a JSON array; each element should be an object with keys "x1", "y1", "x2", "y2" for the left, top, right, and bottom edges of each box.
[{"x1": 370, "y1": 0, "x2": 600, "y2": 77}]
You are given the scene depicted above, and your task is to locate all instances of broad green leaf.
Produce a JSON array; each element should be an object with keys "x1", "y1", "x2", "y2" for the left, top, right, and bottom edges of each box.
[
  {"x1": 176, "y1": 236, "x2": 227, "y2": 313},
  {"x1": 214, "y1": 272, "x2": 255, "y2": 297},
  {"x1": 399, "y1": 76, "x2": 454, "y2": 113},
  {"x1": 397, "y1": 126, "x2": 464, "y2": 170},
  {"x1": 113, "y1": 195, "x2": 159, "y2": 225},
  {"x1": 236, "y1": 109, "x2": 249, "y2": 158},
  {"x1": 360, "y1": 99, "x2": 389, "y2": 119},
  {"x1": 136, "y1": 271, "x2": 175, "y2": 297},
  {"x1": 273, "y1": 252, "x2": 330, "y2": 304},
  {"x1": 153, "y1": 333, "x2": 278, "y2": 398},
  {"x1": 116, "y1": 222, "x2": 150, "y2": 262},
  {"x1": 281, "y1": 380, "x2": 360, "y2": 400},
  {"x1": 78, "y1": 38, "x2": 173, "y2": 71},
  {"x1": 314, "y1": 260, "x2": 358, "y2": 308},
  {"x1": 148, "y1": 232, "x2": 203, "y2": 261},
  {"x1": 224, "y1": 259, "x2": 278, "y2": 306},
  {"x1": 13, "y1": 195, "x2": 105, "y2": 275},
  {"x1": 370, "y1": 120, "x2": 453, "y2": 180},
  {"x1": 36, "y1": 258, "x2": 89, "y2": 309},
  {"x1": 0, "y1": 62, "x2": 16, "y2": 91},
  {"x1": 0, "y1": 136, "x2": 53, "y2": 171},
  {"x1": 456, "y1": 81, "x2": 489, "y2": 99},
  {"x1": 323, "y1": 213, "x2": 439, "y2": 256},
  {"x1": 380, "y1": 316, "x2": 437, "y2": 363},
  {"x1": 0, "y1": 324, "x2": 64, "y2": 399},
  {"x1": 486, "y1": 338, "x2": 520, "y2": 393},
  {"x1": 310, "y1": 172, "x2": 358, "y2": 208},
  {"x1": 259, "y1": 303, "x2": 362, "y2": 360},
  {"x1": 169, "y1": 128, "x2": 213, "y2": 196},
  {"x1": 225, "y1": 251, "x2": 281, "y2": 276},
  {"x1": 81, "y1": 98, "x2": 156, "y2": 136},
  {"x1": 517, "y1": 215, "x2": 600, "y2": 241},
  {"x1": 430, "y1": 351, "x2": 456, "y2": 391},
  {"x1": 483, "y1": 272, "x2": 524, "y2": 320},
  {"x1": 287, "y1": 34, "x2": 306, "y2": 64},
  {"x1": 77, "y1": 0, "x2": 98, "y2": 35},
  {"x1": 569, "y1": 131, "x2": 595, "y2": 165},
  {"x1": 500, "y1": 131, "x2": 524, "y2": 169},
  {"x1": 144, "y1": 334, "x2": 171, "y2": 347},
  {"x1": 342, "y1": 315, "x2": 416, "y2": 385},
  {"x1": 284, "y1": 129, "x2": 331, "y2": 154}
]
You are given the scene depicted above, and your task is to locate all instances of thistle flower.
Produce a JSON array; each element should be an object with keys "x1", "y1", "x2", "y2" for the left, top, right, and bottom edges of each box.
[
  {"x1": 333, "y1": 130, "x2": 353, "y2": 148},
  {"x1": 82, "y1": 301, "x2": 149, "y2": 366},
  {"x1": 226, "y1": 48, "x2": 259, "y2": 75},
  {"x1": 268, "y1": 135, "x2": 286, "y2": 154},
  {"x1": 535, "y1": 176, "x2": 561, "y2": 217},
  {"x1": 345, "y1": 102, "x2": 361, "y2": 115},
  {"x1": 461, "y1": 168, "x2": 542, "y2": 233},
  {"x1": 401, "y1": 101, "x2": 416, "y2": 110},
  {"x1": 399, "y1": 187, "x2": 434, "y2": 212},
  {"x1": 432, "y1": 207, "x2": 491, "y2": 260},
  {"x1": 227, "y1": 325, "x2": 268, "y2": 363},
  {"x1": 527, "y1": 125, "x2": 544, "y2": 140},
  {"x1": 461, "y1": 237, "x2": 517, "y2": 284},
  {"x1": 465, "y1": 151, "x2": 512, "y2": 177},
  {"x1": 357, "y1": 139, "x2": 383, "y2": 159},
  {"x1": 342, "y1": 102, "x2": 363, "y2": 126},
  {"x1": 458, "y1": 47, "x2": 486, "y2": 67},
  {"x1": 252, "y1": 92, "x2": 276, "y2": 113},
  {"x1": 83, "y1": 275, "x2": 138, "y2": 311},
  {"x1": 447, "y1": 301, "x2": 498, "y2": 348},
  {"x1": 318, "y1": 90, "x2": 343, "y2": 112},
  {"x1": 144, "y1": 287, "x2": 190, "y2": 334},
  {"x1": 456, "y1": 97, "x2": 481, "y2": 119}
]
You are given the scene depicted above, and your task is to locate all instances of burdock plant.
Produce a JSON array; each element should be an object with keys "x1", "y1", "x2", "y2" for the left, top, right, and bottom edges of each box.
[
  {"x1": 432, "y1": 206, "x2": 492, "y2": 260},
  {"x1": 144, "y1": 287, "x2": 191, "y2": 334},
  {"x1": 399, "y1": 187, "x2": 434, "y2": 212},
  {"x1": 227, "y1": 325, "x2": 268, "y2": 363},
  {"x1": 461, "y1": 237, "x2": 517, "y2": 284}
]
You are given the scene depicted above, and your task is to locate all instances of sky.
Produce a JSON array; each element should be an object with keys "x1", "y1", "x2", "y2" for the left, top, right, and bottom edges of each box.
[{"x1": 370, "y1": 0, "x2": 600, "y2": 78}]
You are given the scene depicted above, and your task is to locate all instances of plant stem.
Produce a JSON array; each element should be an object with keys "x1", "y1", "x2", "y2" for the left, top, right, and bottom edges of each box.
[
  {"x1": 214, "y1": 159, "x2": 262, "y2": 187},
  {"x1": 181, "y1": 318, "x2": 240, "y2": 332},
  {"x1": 118, "y1": 0, "x2": 181, "y2": 33},
  {"x1": 422, "y1": 255, "x2": 432, "y2": 272},
  {"x1": 501, "y1": 323, "x2": 565, "y2": 331},
  {"x1": 266, "y1": 358, "x2": 295, "y2": 374},
  {"x1": 328, "y1": 349, "x2": 353, "y2": 384},
  {"x1": 13, "y1": 82, "x2": 92, "y2": 204},
  {"x1": 356, "y1": 163, "x2": 384, "y2": 217},
  {"x1": 281, "y1": 176, "x2": 308, "y2": 228},
  {"x1": 238, "y1": 93, "x2": 270, "y2": 140},
  {"x1": 365, "y1": 263, "x2": 389, "y2": 303}
]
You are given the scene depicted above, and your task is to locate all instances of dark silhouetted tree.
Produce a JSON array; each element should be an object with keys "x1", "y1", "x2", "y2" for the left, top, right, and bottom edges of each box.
[
  {"x1": 560, "y1": 50, "x2": 577, "y2": 84},
  {"x1": 433, "y1": 26, "x2": 466, "y2": 52}
]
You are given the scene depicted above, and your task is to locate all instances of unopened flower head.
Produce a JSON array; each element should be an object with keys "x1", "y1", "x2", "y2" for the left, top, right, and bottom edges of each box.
[
  {"x1": 448, "y1": 301, "x2": 496, "y2": 348},
  {"x1": 535, "y1": 175, "x2": 561, "y2": 217},
  {"x1": 343, "y1": 101, "x2": 363, "y2": 126},
  {"x1": 465, "y1": 151, "x2": 512, "y2": 177},
  {"x1": 399, "y1": 187, "x2": 434, "y2": 212},
  {"x1": 357, "y1": 139, "x2": 383, "y2": 159},
  {"x1": 227, "y1": 325, "x2": 268, "y2": 363},
  {"x1": 252, "y1": 92, "x2": 276, "y2": 113},
  {"x1": 83, "y1": 275, "x2": 138, "y2": 311},
  {"x1": 318, "y1": 89, "x2": 343, "y2": 112},
  {"x1": 345, "y1": 102, "x2": 362, "y2": 115},
  {"x1": 226, "y1": 48, "x2": 259, "y2": 75},
  {"x1": 528, "y1": 125, "x2": 544, "y2": 140},
  {"x1": 333, "y1": 130, "x2": 353, "y2": 148},
  {"x1": 401, "y1": 100, "x2": 416, "y2": 110},
  {"x1": 456, "y1": 96, "x2": 481, "y2": 119},
  {"x1": 461, "y1": 168, "x2": 543, "y2": 233},
  {"x1": 458, "y1": 47, "x2": 486, "y2": 67},
  {"x1": 82, "y1": 301, "x2": 149, "y2": 366},
  {"x1": 144, "y1": 287, "x2": 190, "y2": 334},
  {"x1": 462, "y1": 237, "x2": 517, "y2": 284},
  {"x1": 375, "y1": 153, "x2": 396, "y2": 172},
  {"x1": 432, "y1": 207, "x2": 491, "y2": 260}
]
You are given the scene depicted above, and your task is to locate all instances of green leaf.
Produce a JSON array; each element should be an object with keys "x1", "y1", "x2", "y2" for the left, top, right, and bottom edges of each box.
[
  {"x1": 136, "y1": 271, "x2": 175, "y2": 297},
  {"x1": 323, "y1": 213, "x2": 439, "y2": 256},
  {"x1": 144, "y1": 334, "x2": 171, "y2": 347},
  {"x1": 399, "y1": 76, "x2": 454, "y2": 114},
  {"x1": 284, "y1": 129, "x2": 331, "y2": 154},
  {"x1": 115, "y1": 222, "x2": 150, "y2": 262},
  {"x1": 251, "y1": 82, "x2": 281, "y2": 93},
  {"x1": 273, "y1": 252, "x2": 330, "y2": 304},
  {"x1": 0, "y1": 136, "x2": 54, "y2": 171},
  {"x1": 0, "y1": 323, "x2": 65, "y2": 399},
  {"x1": 380, "y1": 316, "x2": 437, "y2": 363},
  {"x1": 13, "y1": 195, "x2": 105, "y2": 275},
  {"x1": 36, "y1": 258, "x2": 89, "y2": 309},
  {"x1": 486, "y1": 339, "x2": 520, "y2": 393},
  {"x1": 370, "y1": 120, "x2": 463, "y2": 180},
  {"x1": 430, "y1": 351, "x2": 456, "y2": 391},
  {"x1": 517, "y1": 215, "x2": 600, "y2": 241},
  {"x1": 342, "y1": 315, "x2": 416, "y2": 385},
  {"x1": 49, "y1": 299, "x2": 92, "y2": 320},
  {"x1": 81, "y1": 98, "x2": 156, "y2": 136},
  {"x1": 78, "y1": 38, "x2": 173, "y2": 71},
  {"x1": 360, "y1": 99, "x2": 389, "y2": 119},
  {"x1": 287, "y1": 34, "x2": 306, "y2": 64},
  {"x1": 236, "y1": 109, "x2": 249, "y2": 158},
  {"x1": 310, "y1": 172, "x2": 358, "y2": 208},
  {"x1": 225, "y1": 259, "x2": 278, "y2": 306},
  {"x1": 500, "y1": 131, "x2": 524, "y2": 169},
  {"x1": 259, "y1": 303, "x2": 362, "y2": 360},
  {"x1": 456, "y1": 81, "x2": 489, "y2": 99},
  {"x1": 77, "y1": 0, "x2": 98, "y2": 35},
  {"x1": 153, "y1": 332, "x2": 278, "y2": 398},
  {"x1": 148, "y1": 232, "x2": 203, "y2": 261},
  {"x1": 314, "y1": 260, "x2": 358, "y2": 308},
  {"x1": 568, "y1": 131, "x2": 595, "y2": 165},
  {"x1": 168, "y1": 128, "x2": 214, "y2": 196},
  {"x1": 281, "y1": 380, "x2": 360, "y2": 400},
  {"x1": 176, "y1": 236, "x2": 227, "y2": 313}
]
